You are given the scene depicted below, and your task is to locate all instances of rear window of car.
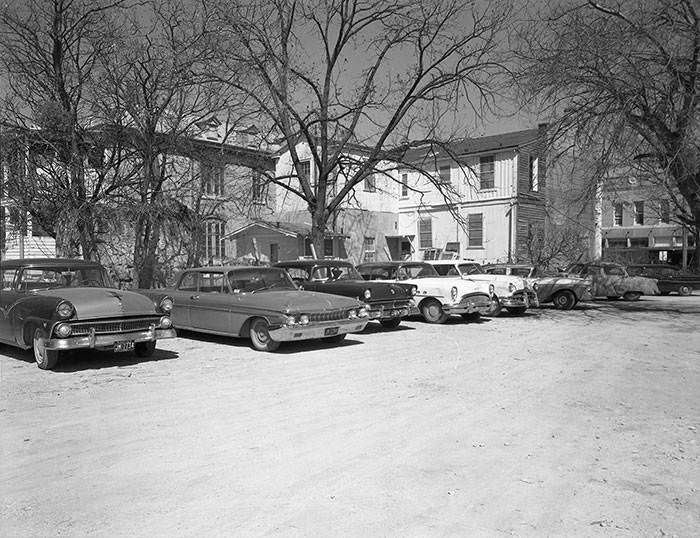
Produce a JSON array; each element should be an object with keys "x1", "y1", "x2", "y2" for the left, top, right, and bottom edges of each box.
[
  {"x1": 510, "y1": 267, "x2": 532, "y2": 277},
  {"x1": 603, "y1": 265, "x2": 625, "y2": 276},
  {"x1": 1, "y1": 268, "x2": 17, "y2": 289},
  {"x1": 485, "y1": 267, "x2": 506, "y2": 275}
]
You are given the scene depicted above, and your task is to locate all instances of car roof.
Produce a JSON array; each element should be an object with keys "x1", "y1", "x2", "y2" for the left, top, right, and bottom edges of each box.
[
  {"x1": 275, "y1": 259, "x2": 353, "y2": 267},
  {"x1": 182, "y1": 265, "x2": 288, "y2": 272},
  {"x1": 0, "y1": 258, "x2": 102, "y2": 269},
  {"x1": 428, "y1": 260, "x2": 479, "y2": 265}
]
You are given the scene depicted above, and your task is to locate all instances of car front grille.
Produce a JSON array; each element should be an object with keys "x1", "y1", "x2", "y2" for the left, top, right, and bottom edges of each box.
[
  {"x1": 368, "y1": 299, "x2": 411, "y2": 310},
  {"x1": 307, "y1": 310, "x2": 350, "y2": 323},
  {"x1": 69, "y1": 317, "x2": 162, "y2": 336}
]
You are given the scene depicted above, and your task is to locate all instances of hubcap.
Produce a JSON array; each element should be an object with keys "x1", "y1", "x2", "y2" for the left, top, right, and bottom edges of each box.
[{"x1": 34, "y1": 334, "x2": 46, "y2": 364}]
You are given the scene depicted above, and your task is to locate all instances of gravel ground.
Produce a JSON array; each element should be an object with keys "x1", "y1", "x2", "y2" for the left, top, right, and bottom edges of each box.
[{"x1": 1, "y1": 295, "x2": 699, "y2": 537}]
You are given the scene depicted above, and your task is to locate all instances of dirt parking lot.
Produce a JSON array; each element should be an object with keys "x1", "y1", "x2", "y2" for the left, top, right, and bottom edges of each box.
[{"x1": 1, "y1": 296, "x2": 699, "y2": 537}]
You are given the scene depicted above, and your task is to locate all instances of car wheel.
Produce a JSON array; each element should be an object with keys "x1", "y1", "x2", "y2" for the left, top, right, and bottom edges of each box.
[
  {"x1": 379, "y1": 318, "x2": 401, "y2": 329},
  {"x1": 135, "y1": 341, "x2": 156, "y2": 358},
  {"x1": 326, "y1": 333, "x2": 347, "y2": 343},
  {"x1": 607, "y1": 295, "x2": 621, "y2": 301},
  {"x1": 679, "y1": 285, "x2": 692, "y2": 296},
  {"x1": 460, "y1": 312, "x2": 481, "y2": 322},
  {"x1": 506, "y1": 306, "x2": 527, "y2": 315},
  {"x1": 483, "y1": 297, "x2": 502, "y2": 317},
  {"x1": 249, "y1": 318, "x2": 281, "y2": 352},
  {"x1": 421, "y1": 299, "x2": 449, "y2": 324},
  {"x1": 33, "y1": 328, "x2": 61, "y2": 370},
  {"x1": 552, "y1": 290, "x2": 576, "y2": 310},
  {"x1": 623, "y1": 291, "x2": 642, "y2": 301}
]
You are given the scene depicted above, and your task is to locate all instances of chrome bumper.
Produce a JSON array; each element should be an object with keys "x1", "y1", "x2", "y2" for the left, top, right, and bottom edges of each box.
[
  {"x1": 443, "y1": 293, "x2": 493, "y2": 315},
  {"x1": 269, "y1": 319, "x2": 368, "y2": 342},
  {"x1": 501, "y1": 290, "x2": 539, "y2": 308},
  {"x1": 367, "y1": 307, "x2": 411, "y2": 320},
  {"x1": 45, "y1": 327, "x2": 177, "y2": 351}
]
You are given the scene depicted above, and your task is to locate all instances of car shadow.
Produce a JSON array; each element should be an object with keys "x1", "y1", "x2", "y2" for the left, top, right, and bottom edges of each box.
[
  {"x1": 360, "y1": 322, "x2": 416, "y2": 334},
  {"x1": 175, "y1": 328, "x2": 364, "y2": 354},
  {"x1": 0, "y1": 344, "x2": 179, "y2": 372}
]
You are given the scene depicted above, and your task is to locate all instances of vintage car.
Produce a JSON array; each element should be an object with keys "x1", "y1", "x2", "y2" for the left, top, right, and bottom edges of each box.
[
  {"x1": 273, "y1": 259, "x2": 415, "y2": 329},
  {"x1": 626, "y1": 264, "x2": 699, "y2": 296},
  {"x1": 356, "y1": 261, "x2": 494, "y2": 323},
  {"x1": 484, "y1": 263, "x2": 593, "y2": 310},
  {"x1": 427, "y1": 260, "x2": 538, "y2": 315},
  {"x1": 0, "y1": 258, "x2": 176, "y2": 370},
  {"x1": 563, "y1": 261, "x2": 659, "y2": 300},
  {"x1": 167, "y1": 266, "x2": 369, "y2": 351}
]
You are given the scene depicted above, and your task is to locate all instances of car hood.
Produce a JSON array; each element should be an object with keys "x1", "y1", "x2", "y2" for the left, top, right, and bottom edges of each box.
[
  {"x1": 318, "y1": 280, "x2": 413, "y2": 300},
  {"x1": 462, "y1": 273, "x2": 527, "y2": 288},
  {"x1": 34, "y1": 288, "x2": 158, "y2": 319},
  {"x1": 241, "y1": 289, "x2": 361, "y2": 313},
  {"x1": 405, "y1": 277, "x2": 491, "y2": 296}
]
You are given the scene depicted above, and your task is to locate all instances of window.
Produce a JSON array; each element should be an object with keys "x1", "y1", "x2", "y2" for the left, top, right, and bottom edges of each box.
[
  {"x1": 479, "y1": 156, "x2": 495, "y2": 190},
  {"x1": 613, "y1": 202, "x2": 623, "y2": 226},
  {"x1": 199, "y1": 272, "x2": 225, "y2": 293},
  {"x1": 202, "y1": 163, "x2": 225, "y2": 196},
  {"x1": 324, "y1": 238, "x2": 334, "y2": 257},
  {"x1": 529, "y1": 155, "x2": 539, "y2": 191},
  {"x1": 205, "y1": 221, "x2": 226, "y2": 260},
  {"x1": 297, "y1": 160, "x2": 311, "y2": 183},
  {"x1": 633, "y1": 201, "x2": 644, "y2": 225},
  {"x1": 364, "y1": 173, "x2": 376, "y2": 192},
  {"x1": 438, "y1": 165, "x2": 451, "y2": 184},
  {"x1": 401, "y1": 172, "x2": 408, "y2": 197},
  {"x1": 659, "y1": 200, "x2": 670, "y2": 224},
  {"x1": 419, "y1": 218, "x2": 432, "y2": 248},
  {"x1": 270, "y1": 243, "x2": 279, "y2": 264},
  {"x1": 468, "y1": 213, "x2": 483, "y2": 247},
  {"x1": 363, "y1": 236, "x2": 376, "y2": 262},
  {"x1": 0, "y1": 206, "x2": 5, "y2": 251},
  {"x1": 178, "y1": 272, "x2": 198, "y2": 291},
  {"x1": 252, "y1": 171, "x2": 266, "y2": 204}
]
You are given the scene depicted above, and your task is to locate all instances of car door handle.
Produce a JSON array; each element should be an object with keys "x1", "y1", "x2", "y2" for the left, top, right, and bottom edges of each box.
[{"x1": 190, "y1": 295, "x2": 200, "y2": 300}]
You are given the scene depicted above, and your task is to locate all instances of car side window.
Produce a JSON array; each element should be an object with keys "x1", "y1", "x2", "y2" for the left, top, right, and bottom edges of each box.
[
  {"x1": 311, "y1": 267, "x2": 329, "y2": 281},
  {"x1": 286, "y1": 268, "x2": 310, "y2": 281},
  {"x1": 603, "y1": 265, "x2": 625, "y2": 276},
  {"x1": 488, "y1": 267, "x2": 507, "y2": 275},
  {"x1": 199, "y1": 272, "x2": 225, "y2": 293},
  {"x1": 511, "y1": 268, "x2": 532, "y2": 277},
  {"x1": 178, "y1": 272, "x2": 198, "y2": 291},
  {"x1": 1, "y1": 268, "x2": 17, "y2": 290}
]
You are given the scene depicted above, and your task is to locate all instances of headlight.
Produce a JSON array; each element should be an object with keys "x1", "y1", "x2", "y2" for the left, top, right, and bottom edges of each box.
[
  {"x1": 159, "y1": 296, "x2": 174, "y2": 312},
  {"x1": 348, "y1": 309, "x2": 357, "y2": 319},
  {"x1": 54, "y1": 322, "x2": 72, "y2": 338},
  {"x1": 56, "y1": 301, "x2": 74, "y2": 319},
  {"x1": 411, "y1": 286, "x2": 417, "y2": 296},
  {"x1": 284, "y1": 315, "x2": 297, "y2": 326},
  {"x1": 363, "y1": 289, "x2": 371, "y2": 300},
  {"x1": 299, "y1": 314, "x2": 309, "y2": 325},
  {"x1": 450, "y1": 286, "x2": 458, "y2": 302},
  {"x1": 488, "y1": 284, "x2": 495, "y2": 295},
  {"x1": 358, "y1": 307, "x2": 368, "y2": 317},
  {"x1": 160, "y1": 316, "x2": 173, "y2": 329},
  {"x1": 533, "y1": 282, "x2": 539, "y2": 291},
  {"x1": 508, "y1": 282, "x2": 516, "y2": 293}
]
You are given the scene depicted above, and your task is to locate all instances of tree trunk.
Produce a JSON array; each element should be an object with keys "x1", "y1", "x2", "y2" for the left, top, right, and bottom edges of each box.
[{"x1": 310, "y1": 204, "x2": 327, "y2": 259}]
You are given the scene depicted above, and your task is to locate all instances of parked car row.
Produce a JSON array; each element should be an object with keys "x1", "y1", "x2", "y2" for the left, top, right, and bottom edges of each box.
[{"x1": 0, "y1": 257, "x2": 681, "y2": 370}]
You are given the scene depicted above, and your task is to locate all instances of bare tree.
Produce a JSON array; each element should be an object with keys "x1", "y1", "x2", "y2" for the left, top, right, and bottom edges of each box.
[
  {"x1": 517, "y1": 0, "x2": 700, "y2": 268},
  {"x1": 210, "y1": 0, "x2": 511, "y2": 253},
  {"x1": 0, "y1": 0, "x2": 131, "y2": 259},
  {"x1": 94, "y1": 0, "x2": 232, "y2": 287}
]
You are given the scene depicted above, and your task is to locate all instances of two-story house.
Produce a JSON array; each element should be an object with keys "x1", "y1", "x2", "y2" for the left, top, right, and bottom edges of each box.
[
  {"x1": 230, "y1": 127, "x2": 548, "y2": 265},
  {"x1": 396, "y1": 126, "x2": 548, "y2": 263}
]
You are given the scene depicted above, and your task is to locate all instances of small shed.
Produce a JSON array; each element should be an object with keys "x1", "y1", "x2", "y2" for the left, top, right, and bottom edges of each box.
[{"x1": 225, "y1": 221, "x2": 348, "y2": 264}]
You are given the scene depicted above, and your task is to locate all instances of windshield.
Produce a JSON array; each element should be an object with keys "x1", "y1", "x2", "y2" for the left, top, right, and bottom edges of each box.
[
  {"x1": 311, "y1": 264, "x2": 361, "y2": 281},
  {"x1": 459, "y1": 264, "x2": 485, "y2": 275},
  {"x1": 17, "y1": 266, "x2": 112, "y2": 291},
  {"x1": 227, "y1": 267, "x2": 297, "y2": 293}
]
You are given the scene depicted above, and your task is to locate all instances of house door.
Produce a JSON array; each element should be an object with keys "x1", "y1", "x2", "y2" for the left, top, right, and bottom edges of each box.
[{"x1": 270, "y1": 243, "x2": 279, "y2": 264}]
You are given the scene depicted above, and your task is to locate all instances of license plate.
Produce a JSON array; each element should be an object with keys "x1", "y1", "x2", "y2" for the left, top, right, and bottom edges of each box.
[
  {"x1": 114, "y1": 340, "x2": 135, "y2": 353},
  {"x1": 324, "y1": 327, "x2": 339, "y2": 336}
]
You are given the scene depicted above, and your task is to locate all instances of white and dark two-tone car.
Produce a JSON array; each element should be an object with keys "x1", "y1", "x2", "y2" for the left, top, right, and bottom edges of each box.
[{"x1": 356, "y1": 261, "x2": 493, "y2": 323}]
